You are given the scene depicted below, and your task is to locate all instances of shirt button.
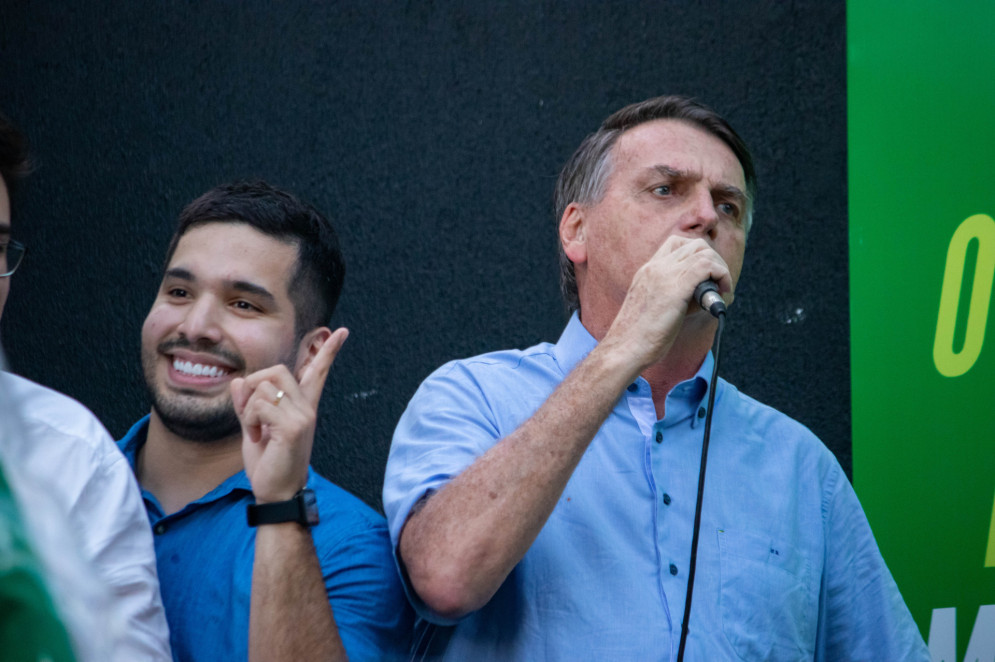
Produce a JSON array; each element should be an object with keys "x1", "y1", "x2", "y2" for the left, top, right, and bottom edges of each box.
[
  {"x1": 697, "y1": 407, "x2": 706, "y2": 419},
  {"x1": 154, "y1": 524, "x2": 167, "y2": 535},
  {"x1": 662, "y1": 493, "x2": 672, "y2": 505},
  {"x1": 669, "y1": 563, "x2": 678, "y2": 576},
  {"x1": 655, "y1": 431, "x2": 663, "y2": 443},
  {"x1": 627, "y1": 383, "x2": 638, "y2": 392}
]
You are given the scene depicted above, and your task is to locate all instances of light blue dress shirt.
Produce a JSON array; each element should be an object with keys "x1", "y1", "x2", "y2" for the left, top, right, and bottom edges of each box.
[
  {"x1": 120, "y1": 416, "x2": 412, "y2": 662},
  {"x1": 383, "y1": 313, "x2": 929, "y2": 661}
]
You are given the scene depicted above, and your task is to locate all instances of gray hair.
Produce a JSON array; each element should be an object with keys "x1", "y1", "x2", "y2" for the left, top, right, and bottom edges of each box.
[{"x1": 554, "y1": 95, "x2": 756, "y2": 312}]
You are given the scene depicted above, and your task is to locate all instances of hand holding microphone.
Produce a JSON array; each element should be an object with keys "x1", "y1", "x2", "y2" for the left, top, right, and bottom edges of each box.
[{"x1": 693, "y1": 280, "x2": 727, "y2": 318}]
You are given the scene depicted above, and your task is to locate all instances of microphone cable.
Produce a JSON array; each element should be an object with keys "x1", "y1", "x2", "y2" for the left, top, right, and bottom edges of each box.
[{"x1": 676, "y1": 300, "x2": 726, "y2": 662}]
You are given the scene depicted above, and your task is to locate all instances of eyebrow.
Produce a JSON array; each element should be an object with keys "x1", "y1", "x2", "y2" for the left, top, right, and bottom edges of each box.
[
  {"x1": 652, "y1": 165, "x2": 685, "y2": 180},
  {"x1": 163, "y1": 267, "x2": 278, "y2": 305},
  {"x1": 651, "y1": 164, "x2": 750, "y2": 207}
]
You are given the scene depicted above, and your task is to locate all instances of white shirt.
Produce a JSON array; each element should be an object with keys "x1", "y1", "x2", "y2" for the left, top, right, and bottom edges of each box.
[{"x1": 0, "y1": 371, "x2": 171, "y2": 661}]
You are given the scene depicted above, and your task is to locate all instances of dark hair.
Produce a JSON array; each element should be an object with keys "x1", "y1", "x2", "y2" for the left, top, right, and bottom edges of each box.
[
  {"x1": 553, "y1": 95, "x2": 757, "y2": 312},
  {"x1": 163, "y1": 180, "x2": 345, "y2": 337},
  {"x1": 0, "y1": 111, "x2": 34, "y2": 195}
]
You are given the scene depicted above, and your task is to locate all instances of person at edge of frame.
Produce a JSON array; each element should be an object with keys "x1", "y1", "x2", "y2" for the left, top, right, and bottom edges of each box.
[{"x1": 0, "y1": 110, "x2": 172, "y2": 660}]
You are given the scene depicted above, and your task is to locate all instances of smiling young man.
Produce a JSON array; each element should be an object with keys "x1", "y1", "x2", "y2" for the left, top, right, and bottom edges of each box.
[
  {"x1": 383, "y1": 96, "x2": 928, "y2": 660},
  {"x1": 120, "y1": 180, "x2": 411, "y2": 661}
]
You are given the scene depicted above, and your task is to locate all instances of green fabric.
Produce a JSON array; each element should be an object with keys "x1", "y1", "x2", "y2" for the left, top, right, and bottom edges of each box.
[{"x1": 0, "y1": 458, "x2": 76, "y2": 662}]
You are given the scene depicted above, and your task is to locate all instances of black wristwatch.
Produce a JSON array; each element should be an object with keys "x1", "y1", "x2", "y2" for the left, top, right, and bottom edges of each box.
[{"x1": 247, "y1": 488, "x2": 319, "y2": 527}]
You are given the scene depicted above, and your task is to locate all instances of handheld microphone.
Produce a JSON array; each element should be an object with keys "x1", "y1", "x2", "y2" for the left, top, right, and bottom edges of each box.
[{"x1": 694, "y1": 280, "x2": 727, "y2": 318}]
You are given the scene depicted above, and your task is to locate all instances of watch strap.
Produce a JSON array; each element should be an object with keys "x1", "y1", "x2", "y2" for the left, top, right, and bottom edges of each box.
[{"x1": 247, "y1": 488, "x2": 319, "y2": 527}]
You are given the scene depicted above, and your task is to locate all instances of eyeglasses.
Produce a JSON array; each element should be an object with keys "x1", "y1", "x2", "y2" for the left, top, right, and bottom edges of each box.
[{"x1": 0, "y1": 239, "x2": 26, "y2": 278}]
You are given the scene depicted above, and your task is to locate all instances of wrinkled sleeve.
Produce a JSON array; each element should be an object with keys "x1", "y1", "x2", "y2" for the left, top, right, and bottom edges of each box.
[
  {"x1": 320, "y1": 516, "x2": 414, "y2": 662},
  {"x1": 815, "y1": 465, "x2": 930, "y2": 661},
  {"x1": 71, "y1": 439, "x2": 172, "y2": 662},
  {"x1": 382, "y1": 361, "x2": 503, "y2": 623}
]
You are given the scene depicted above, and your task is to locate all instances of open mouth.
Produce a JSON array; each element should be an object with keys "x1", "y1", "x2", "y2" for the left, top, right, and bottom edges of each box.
[
  {"x1": 171, "y1": 358, "x2": 231, "y2": 379},
  {"x1": 157, "y1": 338, "x2": 243, "y2": 388}
]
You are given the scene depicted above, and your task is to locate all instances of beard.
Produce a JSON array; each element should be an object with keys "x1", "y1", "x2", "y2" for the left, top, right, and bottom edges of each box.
[
  {"x1": 149, "y1": 388, "x2": 242, "y2": 442},
  {"x1": 141, "y1": 337, "x2": 245, "y2": 443}
]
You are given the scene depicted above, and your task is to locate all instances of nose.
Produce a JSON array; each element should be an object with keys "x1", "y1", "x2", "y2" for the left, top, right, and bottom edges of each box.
[
  {"x1": 680, "y1": 187, "x2": 719, "y2": 239},
  {"x1": 176, "y1": 295, "x2": 223, "y2": 345}
]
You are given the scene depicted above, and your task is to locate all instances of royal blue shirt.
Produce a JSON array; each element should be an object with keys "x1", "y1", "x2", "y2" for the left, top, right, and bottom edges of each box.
[
  {"x1": 120, "y1": 417, "x2": 412, "y2": 662},
  {"x1": 383, "y1": 313, "x2": 929, "y2": 661}
]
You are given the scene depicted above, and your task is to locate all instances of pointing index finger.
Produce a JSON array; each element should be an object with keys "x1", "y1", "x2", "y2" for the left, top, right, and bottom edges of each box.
[{"x1": 299, "y1": 327, "x2": 349, "y2": 407}]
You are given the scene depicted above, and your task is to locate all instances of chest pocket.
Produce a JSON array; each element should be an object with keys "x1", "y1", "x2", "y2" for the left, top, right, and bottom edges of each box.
[{"x1": 717, "y1": 528, "x2": 818, "y2": 661}]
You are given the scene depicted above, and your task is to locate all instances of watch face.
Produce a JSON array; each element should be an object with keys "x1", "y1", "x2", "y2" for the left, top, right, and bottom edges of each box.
[{"x1": 302, "y1": 489, "x2": 319, "y2": 526}]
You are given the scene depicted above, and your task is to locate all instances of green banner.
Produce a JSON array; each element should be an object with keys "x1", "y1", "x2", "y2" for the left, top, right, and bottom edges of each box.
[{"x1": 848, "y1": 2, "x2": 995, "y2": 660}]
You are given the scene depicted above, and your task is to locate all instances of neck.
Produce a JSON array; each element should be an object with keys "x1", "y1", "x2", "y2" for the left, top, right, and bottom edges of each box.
[
  {"x1": 582, "y1": 308, "x2": 716, "y2": 419},
  {"x1": 644, "y1": 318, "x2": 715, "y2": 418},
  {"x1": 137, "y1": 411, "x2": 244, "y2": 516}
]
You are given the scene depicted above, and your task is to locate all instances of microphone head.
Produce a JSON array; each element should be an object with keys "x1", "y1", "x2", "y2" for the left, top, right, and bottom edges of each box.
[{"x1": 694, "y1": 280, "x2": 727, "y2": 318}]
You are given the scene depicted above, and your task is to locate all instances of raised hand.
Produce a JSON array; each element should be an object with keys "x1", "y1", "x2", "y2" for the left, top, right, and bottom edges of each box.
[
  {"x1": 230, "y1": 327, "x2": 350, "y2": 503},
  {"x1": 603, "y1": 235, "x2": 731, "y2": 371}
]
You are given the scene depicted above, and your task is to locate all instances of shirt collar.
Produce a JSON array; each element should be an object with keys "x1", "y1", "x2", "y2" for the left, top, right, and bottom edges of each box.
[
  {"x1": 552, "y1": 311, "x2": 599, "y2": 376},
  {"x1": 119, "y1": 414, "x2": 151, "y2": 468},
  {"x1": 118, "y1": 414, "x2": 255, "y2": 513},
  {"x1": 552, "y1": 311, "x2": 714, "y2": 410},
  {"x1": 666, "y1": 352, "x2": 712, "y2": 428}
]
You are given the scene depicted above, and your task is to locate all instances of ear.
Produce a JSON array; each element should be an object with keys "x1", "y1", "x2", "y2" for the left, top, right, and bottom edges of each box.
[
  {"x1": 293, "y1": 326, "x2": 333, "y2": 381},
  {"x1": 559, "y1": 202, "x2": 588, "y2": 266}
]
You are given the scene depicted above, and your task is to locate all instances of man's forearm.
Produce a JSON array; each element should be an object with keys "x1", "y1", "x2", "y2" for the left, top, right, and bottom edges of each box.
[
  {"x1": 399, "y1": 235, "x2": 724, "y2": 619},
  {"x1": 249, "y1": 523, "x2": 347, "y2": 662},
  {"x1": 399, "y1": 340, "x2": 642, "y2": 619}
]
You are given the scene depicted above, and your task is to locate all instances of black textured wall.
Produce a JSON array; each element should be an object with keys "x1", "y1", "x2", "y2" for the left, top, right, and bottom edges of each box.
[{"x1": 0, "y1": 2, "x2": 848, "y2": 511}]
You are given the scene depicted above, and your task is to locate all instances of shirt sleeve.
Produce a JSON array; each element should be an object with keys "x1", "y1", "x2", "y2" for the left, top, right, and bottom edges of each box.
[
  {"x1": 15, "y1": 384, "x2": 172, "y2": 662},
  {"x1": 816, "y1": 465, "x2": 931, "y2": 661},
  {"x1": 317, "y1": 515, "x2": 414, "y2": 662},
  {"x1": 382, "y1": 360, "x2": 506, "y2": 624},
  {"x1": 74, "y1": 442, "x2": 173, "y2": 661}
]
